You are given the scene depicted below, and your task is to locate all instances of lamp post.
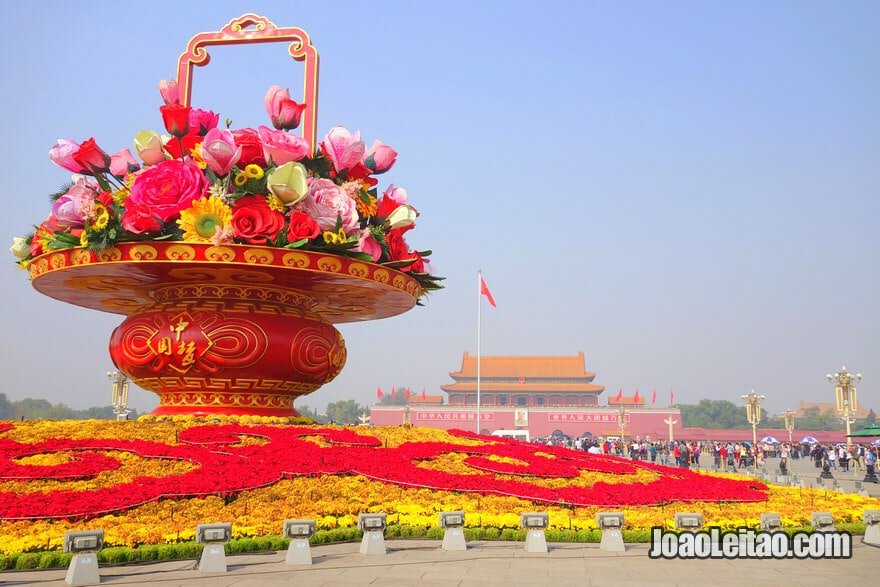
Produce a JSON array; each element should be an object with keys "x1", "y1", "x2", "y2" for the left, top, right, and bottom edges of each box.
[
  {"x1": 741, "y1": 390, "x2": 764, "y2": 448},
  {"x1": 107, "y1": 370, "x2": 131, "y2": 421},
  {"x1": 780, "y1": 410, "x2": 796, "y2": 444},
  {"x1": 664, "y1": 416, "x2": 678, "y2": 442},
  {"x1": 617, "y1": 407, "x2": 627, "y2": 442},
  {"x1": 827, "y1": 366, "x2": 861, "y2": 451}
]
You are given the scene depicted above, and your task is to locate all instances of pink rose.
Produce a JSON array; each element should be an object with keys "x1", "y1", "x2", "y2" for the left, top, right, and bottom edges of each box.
[
  {"x1": 110, "y1": 149, "x2": 140, "y2": 177},
  {"x1": 354, "y1": 229, "x2": 382, "y2": 262},
  {"x1": 189, "y1": 109, "x2": 219, "y2": 136},
  {"x1": 363, "y1": 140, "x2": 397, "y2": 174},
  {"x1": 320, "y1": 127, "x2": 365, "y2": 175},
  {"x1": 200, "y1": 129, "x2": 241, "y2": 176},
  {"x1": 258, "y1": 126, "x2": 310, "y2": 165},
  {"x1": 301, "y1": 178, "x2": 360, "y2": 233},
  {"x1": 264, "y1": 85, "x2": 307, "y2": 130},
  {"x1": 49, "y1": 139, "x2": 86, "y2": 173},
  {"x1": 127, "y1": 160, "x2": 208, "y2": 222}
]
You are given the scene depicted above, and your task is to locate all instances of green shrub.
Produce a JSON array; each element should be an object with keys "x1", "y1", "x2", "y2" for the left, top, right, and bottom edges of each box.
[{"x1": 15, "y1": 553, "x2": 41, "y2": 570}]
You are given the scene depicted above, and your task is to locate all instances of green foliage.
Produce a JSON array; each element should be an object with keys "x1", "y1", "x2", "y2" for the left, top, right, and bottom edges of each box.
[
  {"x1": 295, "y1": 404, "x2": 329, "y2": 424},
  {"x1": 378, "y1": 389, "x2": 412, "y2": 406},
  {"x1": 863, "y1": 409, "x2": 876, "y2": 426},
  {"x1": 0, "y1": 393, "x2": 138, "y2": 421},
  {"x1": 325, "y1": 399, "x2": 368, "y2": 425}
]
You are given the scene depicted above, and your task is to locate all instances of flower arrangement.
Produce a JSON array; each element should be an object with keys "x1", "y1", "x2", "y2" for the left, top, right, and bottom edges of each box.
[{"x1": 11, "y1": 80, "x2": 442, "y2": 296}]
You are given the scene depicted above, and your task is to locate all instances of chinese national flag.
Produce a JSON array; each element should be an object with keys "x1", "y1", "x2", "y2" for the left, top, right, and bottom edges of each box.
[
  {"x1": 615, "y1": 388, "x2": 623, "y2": 402},
  {"x1": 404, "y1": 388, "x2": 411, "y2": 398},
  {"x1": 670, "y1": 389, "x2": 675, "y2": 405},
  {"x1": 651, "y1": 388, "x2": 657, "y2": 405},
  {"x1": 376, "y1": 387, "x2": 383, "y2": 399},
  {"x1": 390, "y1": 388, "x2": 396, "y2": 398},
  {"x1": 480, "y1": 275, "x2": 496, "y2": 308},
  {"x1": 421, "y1": 388, "x2": 427, "y2": 399},
  {"x1": 633, "y1": 389, "x2": 640, "y2": 404}
]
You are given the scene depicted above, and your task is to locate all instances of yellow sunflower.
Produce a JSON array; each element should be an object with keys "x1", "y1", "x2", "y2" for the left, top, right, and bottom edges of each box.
[
  {"x1": 92, "y1": 203, "x2": 110, "y2": 231},
  {"x1": 177, "y1": 197, "x2": 233, "y2": 242},
  {"x1": 244, "y1": 164, "x2": 264, "y2": 179}
]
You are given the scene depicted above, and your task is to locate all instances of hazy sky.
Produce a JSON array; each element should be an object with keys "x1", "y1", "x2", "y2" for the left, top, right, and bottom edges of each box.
[{"x1": 1, "y1": 1, "x2": 877, "y2": 416}]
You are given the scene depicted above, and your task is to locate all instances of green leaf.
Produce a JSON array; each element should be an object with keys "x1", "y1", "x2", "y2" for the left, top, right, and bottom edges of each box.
[
  {"x1": 284, "y1": 238, "x2": 309, "y2": 249},
  {"x1": 48, "y1": 182, "x2": 73, "y2": 203},
  {"x1": 92, "y1": 173, "x2": 112, "y2": 192}
]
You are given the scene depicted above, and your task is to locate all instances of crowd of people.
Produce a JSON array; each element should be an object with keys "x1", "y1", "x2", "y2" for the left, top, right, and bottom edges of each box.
[{"x1": 534, "y1": 434, "x2": 879, "y2": 476}]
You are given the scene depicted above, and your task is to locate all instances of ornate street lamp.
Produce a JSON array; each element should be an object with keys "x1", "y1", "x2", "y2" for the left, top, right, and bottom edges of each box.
[
  {"x1": 664, "y1": 416, "x2": 678, "y2": 443},
  {"x1": 827, "y1": 366, "x2": 861, "y2": 450},
  {"x1": 780, "y1": 410, "x2": 796, "y2": 443},
  {"x1": 617, "y1": 407, "x2": 627, "y2": 442},
  {"x1": 107, "y1": 370, "x2": 131, "y2": 421},
  {"x1": 741, "y1": 390, "x2": 765, "y2": 448}
]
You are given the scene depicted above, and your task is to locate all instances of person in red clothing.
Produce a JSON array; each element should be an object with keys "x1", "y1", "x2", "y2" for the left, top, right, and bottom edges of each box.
[
  {"x1": 719, "y1": 444, "x2": 728, "y2": 471},
  {"x1": 673, "y1": 443, "x2": 682, "y2": 467}
]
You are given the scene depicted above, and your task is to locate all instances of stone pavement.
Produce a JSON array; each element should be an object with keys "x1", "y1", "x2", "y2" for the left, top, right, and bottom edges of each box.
[{"x1": 2, "y1": 538, "x2": 878, "y2": 586}]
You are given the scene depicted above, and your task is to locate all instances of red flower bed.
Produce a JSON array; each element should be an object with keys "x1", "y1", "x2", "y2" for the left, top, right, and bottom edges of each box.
[{"x1": 0, "y1": 424, "x2": 767, "y2": 520}]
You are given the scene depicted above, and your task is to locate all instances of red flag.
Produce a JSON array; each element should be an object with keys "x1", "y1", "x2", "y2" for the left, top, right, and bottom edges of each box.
[
  {"x1": 376, "y1": 387, "x2": 383, "y2": 399},
  {"x1": 421, "y1": 388, "x2": 426, "y2": 399},
  {"x1": 670, "y1": 389, "x2": 675, "y2": 405},
  {"x1": 633, "y1": 389, "x2": 640, "y2": 404},
  {"x1": 651, "y1": 388, "x2": 656, "y2": 405},
  {"x1": 615, "y1": 388, "x2": 623, "y2": 402},
  {"x1": 480, "y1": 275, "x2": 496, "y2": 308},
  {"x1": 404, "y1": 388, "x2": 411, "y2": 398},
  {"x1": 390, "y1": 388, "x2": 396, "y2": 398}
]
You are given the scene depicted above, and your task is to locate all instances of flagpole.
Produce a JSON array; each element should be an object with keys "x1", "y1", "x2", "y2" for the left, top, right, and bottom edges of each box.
[{"x1": 476, "y1": 269, "x2": 482, "y2": 434}]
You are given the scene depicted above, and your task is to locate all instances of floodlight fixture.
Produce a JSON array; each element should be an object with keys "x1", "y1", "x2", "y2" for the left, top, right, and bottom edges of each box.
[
  {"x1": 358, "y1": 513, "x2": 388, "y2": 555},
  {"x1": 759, "y1": 513, "x2": 782, "y2": 531},
  {"x1": 439, "y1": 511, "x2": 467, "y2": 551},
  {"x1": 674, "y1": 513, "x2": 704, "y2": 531},
  {"x1": 596, "y1": 512, "x2": 625, "y2": 552},
  {"x1": 520, "y1": 512, "x2": 549, "y2": 553},
  {"x1": 864, "y1": 510, "x2": 880, "y2": 546},
  {"x1": 283, "y1": 519, "x2": 316, "y2": 565},
  {"x1": 811, "y1": 512, "x2": 835, "y2": 532},
  {"x1": 63, "y1": 530, "x2": 104, "y2": 586},
  {"x1": 196, "y1": 523, "x2": 232, "y2": 573}
]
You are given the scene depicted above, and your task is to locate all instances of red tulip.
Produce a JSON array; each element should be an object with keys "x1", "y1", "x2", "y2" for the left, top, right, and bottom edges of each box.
[
  {"x1": 264, "y1": 85, "x2": 307, "y2": 130},
  {"x1": 160, "y1": 104, "x2": 191, "y2": 138},
  {"x1": 71, "y1": 138, "x2": 111, "y2": 174}
]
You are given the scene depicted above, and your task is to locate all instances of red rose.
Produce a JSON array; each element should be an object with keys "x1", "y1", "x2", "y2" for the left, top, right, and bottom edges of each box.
[
  {"x1": 163, "y1": 133, "x2": 201, "y2": 159},
  {"x1": 160, "y1": 104, "x2": 191, "y2": 138},
  {"x1": 232, "y1": 195, "x2": 285, "y2": 245},
  {"x1": 385, "y1": 227, "x2": 413, "y2": 263},
  {"x1": 287, "y1": 211, "x2": 321, "y2": 242},
  {"x1": 232, "y1": 128, "x2": 267, "y2": 167},
  {"x1": 71, "y1": 138, "x2": 111, "y2": 174},
  {"x1": 408, "y1": 252, "x2": 425, "y2": 274},
  {"x1": 121, "y1": 202, "x2": 162, "y2": 234}
]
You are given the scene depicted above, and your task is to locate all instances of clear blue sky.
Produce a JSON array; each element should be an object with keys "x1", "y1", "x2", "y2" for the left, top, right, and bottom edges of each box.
[{"x1": 1, "y1": 1, "x2": 877, "y2": 416}]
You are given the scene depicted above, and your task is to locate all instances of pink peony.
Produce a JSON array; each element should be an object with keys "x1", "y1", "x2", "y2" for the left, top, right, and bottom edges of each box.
[
  {"x1": 354, "y1": 229, "x2": 382, "y2": 261},
  {"x1": 363, "y1": 140, "x2": 397, "y2": 174},
  {"x1": 127, "y1": 160, "x2": 208, "y2": 222},
  {"x1": 258, "y1": 126, "x2": 310, "y2": 165},
  {"x1": 51, "y1": 179, "x2": 99, "y2": 228},
  {"x1": 301, "y1": 178, "x2": 360, "y2": 233},
  {"x1": 320, "y1": 127, "x2": 365, "y2": 175},
  {"x1": 49, "y1": 139, "x2": 86, "y2": 173},
  {"x1": 200, "y1": 129, "x2": 241, "y2": 176},
  {"x1": 189, "y1": 108, "x2": 219, "y2": 135},
  {"x1": 109, "y1": 149, "x2": 140, "y2": 177}
]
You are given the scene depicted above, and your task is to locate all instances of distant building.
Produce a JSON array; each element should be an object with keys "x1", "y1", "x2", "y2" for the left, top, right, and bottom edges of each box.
[
  {"x1": 407, "y1": 394, "x2": 443, "y2": 406},
  {"x1": 607, "y1": 394, "x2": 646, "y2": 408},
  {"x1": 793, "y1": 400, "x2": 871, "y2": 420}
]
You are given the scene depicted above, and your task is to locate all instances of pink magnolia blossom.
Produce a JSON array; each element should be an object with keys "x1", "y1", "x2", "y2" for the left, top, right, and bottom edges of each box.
[
  {"x1": 49, "y1": 139, "x2": 86, "y2": 173},
  {"x1": 354, "y1": 229, "x2": 382, "y2": 262},
  {"x1": 109, "y1": 149, "x2": 140, "y2": 177},
  {"x1": 301, "y1": 178, "x2": 360, "y2": 234},
  {"x1": 320, "y1": 127, "x2": 365, "y2": 175},
  {"x1": 189, "y1": 109, "x2": 219, "y2": 136},
  {"x1": 257, "y1": 126, "x2": 310, "y2": 165},
  {"x1": 264, "y1": 85, "x2": 307, "y2": 130},
  {"x1": 200, "y1": 129, "x2": 242, "y2": 176},
  {"x1": 363, "y1": 140, "x2": 397, "y2": 174},
  {"x1": 158, "y1": 79, "x2": 180, "y2": 105}
]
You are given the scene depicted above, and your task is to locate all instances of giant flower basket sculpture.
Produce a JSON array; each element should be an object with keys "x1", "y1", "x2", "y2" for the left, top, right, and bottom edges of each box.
[{"x1": 13, "y1": 15, "x2": 442, "y2": 417}]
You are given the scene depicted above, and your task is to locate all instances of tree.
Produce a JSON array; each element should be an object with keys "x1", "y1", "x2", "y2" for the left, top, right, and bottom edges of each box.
[
  {"x1": 0, "y1": 396, "x2": 138, "y2": 421},
  {"x1": 864, "y1": 409, "x2": 876, "y2": 426},
  {"x1": 325, "y1": 400, "x2": 367, "y2": 425},
  {"x1": 0, "y1": 394, "x2": 13, "y2": 420},
  {"x1": 677, "y1": 399, "x2": 750, "y2": 429},
  {"x1": 296, "y1": 404, "x2": 329, "y2": 424}
]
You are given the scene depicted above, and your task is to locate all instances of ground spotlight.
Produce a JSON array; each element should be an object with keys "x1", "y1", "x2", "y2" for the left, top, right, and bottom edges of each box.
[
  {"x1": 439, "y1": 511, "x2": 467, "y2": 551},
  {"x1": 863, "y1": 510, "x2": 880, "y2": 546},
  {"x1": 810, "y1": 512, "x2": 835, "y2": 532},
  {"x1": 674, "y1": 513, "x2": 704, "y2": 532},
  {"x1": 358, "y1": 513, "x2": 388, "y2": 555},
  {"x1": 520, "y1": 512, "x2": 549, "y2": 553},
  {"x1": 596, "y1": 512, "x2": 625, "y2": 552},
  {"x1": 63, "y1": 530, "x2": 103, "y2": 586},
  {"x1": 759, "y1": 513, "x2": 781, "y2": 531},
  {"x1": 283, "y1": 519, "x2": 316, "y2": 565},
  {"x1": 196, "y1": 523, "x2": 232, "y2": 573}
]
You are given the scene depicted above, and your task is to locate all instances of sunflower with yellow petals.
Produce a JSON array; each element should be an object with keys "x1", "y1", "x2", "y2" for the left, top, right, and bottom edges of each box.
[
  {"x1": 177, "y1": 197, "x2": 233, "y2": 243},
  {"x1": 92, "y1": 203, "x2": 110, "y2": 231}
]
